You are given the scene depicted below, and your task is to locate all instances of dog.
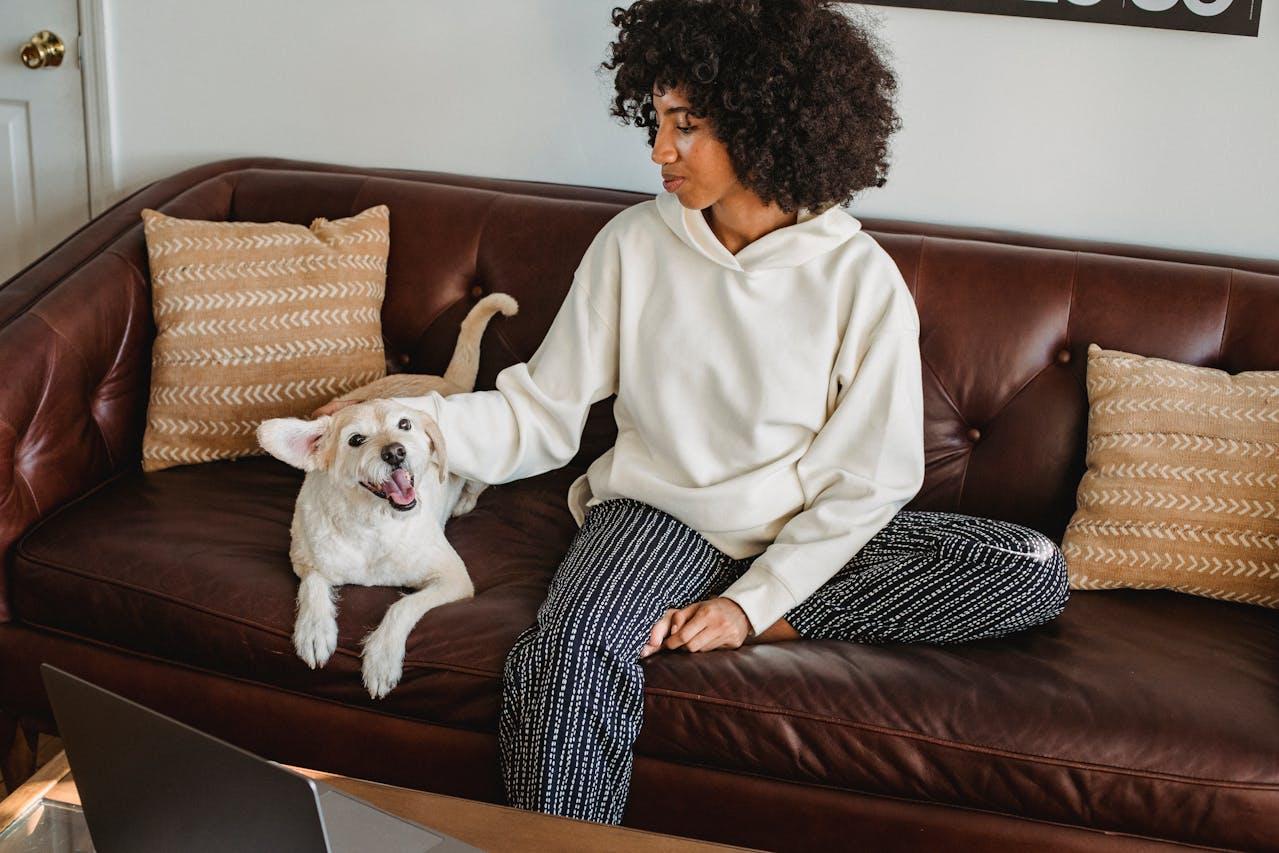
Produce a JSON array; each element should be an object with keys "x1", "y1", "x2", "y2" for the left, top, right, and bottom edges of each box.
[{"x1": 256, "y1": 292, "x2": 517, "y2": 698}]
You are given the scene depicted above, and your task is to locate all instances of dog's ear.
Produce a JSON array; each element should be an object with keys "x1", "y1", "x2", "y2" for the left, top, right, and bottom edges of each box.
[
  {"x1": 256, "y1": 416, "x2": 333, "y2": 472},
  {"x1": 420, "y1": 417, "x2": 448, "y2": 483}
]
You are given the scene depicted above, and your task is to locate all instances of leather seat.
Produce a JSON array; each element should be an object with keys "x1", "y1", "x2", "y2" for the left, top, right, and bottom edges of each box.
[
  {"x1": 12, "y1": 455, "x2": 580, "y2": 728},
  {"x1": 14, "y1": 453, "x2": 1279, "y2": 841}
]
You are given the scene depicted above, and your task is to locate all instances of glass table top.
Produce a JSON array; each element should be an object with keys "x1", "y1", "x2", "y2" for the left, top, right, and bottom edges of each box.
[{"x1": 0, "y1": 799, "x2": 94, "y2": 853}]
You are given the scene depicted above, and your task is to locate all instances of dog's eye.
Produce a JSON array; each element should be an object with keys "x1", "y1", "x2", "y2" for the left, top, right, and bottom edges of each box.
[
  {"x1": 398, "y1": 418, "x2": 411, "y2": 431},
  {"x1": 348, "y1": 434, "x2": 366, "y2": 447}
]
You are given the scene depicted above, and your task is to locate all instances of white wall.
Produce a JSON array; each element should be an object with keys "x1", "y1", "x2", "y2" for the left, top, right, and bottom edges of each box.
[{"x1": 100, "y1": 0, "x2": 1279, "y2": 260}]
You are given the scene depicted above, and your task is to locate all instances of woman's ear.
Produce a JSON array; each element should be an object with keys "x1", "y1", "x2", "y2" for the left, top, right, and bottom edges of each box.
[{"x1": 256, "y1": 415, "x2": 333, "y2": 472}]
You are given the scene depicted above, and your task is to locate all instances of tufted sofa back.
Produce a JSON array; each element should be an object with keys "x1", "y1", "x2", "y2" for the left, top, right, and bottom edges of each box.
[{"x1": 2, "y1": 158, "x2": 1277, "y2": 623}]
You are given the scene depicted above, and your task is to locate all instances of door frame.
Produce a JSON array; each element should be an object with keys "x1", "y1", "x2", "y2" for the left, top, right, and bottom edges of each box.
[{"x1": 78, "y1": 0, "x2": 115, "y2": 217}]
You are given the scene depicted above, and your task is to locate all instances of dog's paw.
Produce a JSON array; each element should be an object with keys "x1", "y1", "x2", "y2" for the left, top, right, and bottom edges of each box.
[
  {"x1": 294, "y1": 614, "x2": 338, "y2": 669},
  {"x1": 451, "y1": 481, "x2": 486, "y2": 517},
  {"x1": 361, "y1": 628, "x2": 405, "y2": 699}
]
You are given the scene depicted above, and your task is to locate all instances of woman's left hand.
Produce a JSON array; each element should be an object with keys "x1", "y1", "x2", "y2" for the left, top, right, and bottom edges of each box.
[{"x1": 643, "y1": 597, "x2": 751, "y2": 656}]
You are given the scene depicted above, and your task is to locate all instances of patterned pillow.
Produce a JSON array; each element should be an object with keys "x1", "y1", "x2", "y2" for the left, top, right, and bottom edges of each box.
[
  {"x1": 140, "y1": 204, "x2": 390, "y2": 472},
  {"x1": 1062, "y1": 343, "x2": 1279, "y2": 608}
]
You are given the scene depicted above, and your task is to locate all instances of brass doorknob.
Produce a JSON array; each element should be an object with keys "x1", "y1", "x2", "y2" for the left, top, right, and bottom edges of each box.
[{"x1": 20, "y1": 31, "x2": 65, "y2": 69}]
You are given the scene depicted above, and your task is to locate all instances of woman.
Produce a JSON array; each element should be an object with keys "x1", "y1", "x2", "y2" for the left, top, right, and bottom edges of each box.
[{"x1": 319, "y1": 0, "x2": 1069, "y2": 826}]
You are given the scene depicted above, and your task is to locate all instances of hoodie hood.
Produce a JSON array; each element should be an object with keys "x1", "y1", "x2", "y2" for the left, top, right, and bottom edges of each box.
[{"x1": 656, "y1": 189, "x2": 862, "y2": 273}]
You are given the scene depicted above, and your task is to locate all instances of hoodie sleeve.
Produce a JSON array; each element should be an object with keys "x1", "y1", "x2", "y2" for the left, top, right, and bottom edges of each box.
[
  {"x1": 390, "y1": 224, "x2": 620, "y2": 484},
  {"x1": 717, "y1": 293, "x2": 925, "y2": 638}
]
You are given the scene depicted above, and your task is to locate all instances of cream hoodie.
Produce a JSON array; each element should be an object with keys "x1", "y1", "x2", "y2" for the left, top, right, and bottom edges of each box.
[{"x1": 392, "y1": 189, "x2": 925, "y2": 637}]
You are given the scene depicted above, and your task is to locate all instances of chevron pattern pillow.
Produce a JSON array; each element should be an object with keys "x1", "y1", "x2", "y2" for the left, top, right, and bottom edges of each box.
[
  {"x1": 1062, "y1": 343, "x2": 1279, "y2": 608},
  {"x1": 140, "y1": 205, "x2": 389, "y2": 472}
]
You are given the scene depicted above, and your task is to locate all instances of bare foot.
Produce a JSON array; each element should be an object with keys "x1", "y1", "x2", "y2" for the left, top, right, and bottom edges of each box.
[{"x1": 743, "y1": 617, "x2": 801, "y2": 645}]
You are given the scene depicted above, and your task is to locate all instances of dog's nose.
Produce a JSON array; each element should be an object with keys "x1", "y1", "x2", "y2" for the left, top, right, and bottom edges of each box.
[{"x1": 381, "y1": 443, "x2": 406, "y2": 466}]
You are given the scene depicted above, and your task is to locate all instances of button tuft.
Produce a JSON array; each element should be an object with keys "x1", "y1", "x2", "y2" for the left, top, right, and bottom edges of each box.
[
  {"x1": 470, "y1": 284, "x2": 484, "y2": 299},
  {"x1": 397, "y1": 352, "x2": 411, "y2": 366},
  {"x1": 1056, "y1": 348, "x2": 1072, "y2": 364},
  {"x1": 966, "y1": 427, "x2": 981, "y2": 442}
]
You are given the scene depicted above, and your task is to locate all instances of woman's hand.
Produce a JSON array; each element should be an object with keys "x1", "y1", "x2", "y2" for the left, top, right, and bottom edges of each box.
[
  {"x1": 640, "y1": 597, "x2": 752, "y2": 657},
  {"x1": 640, "y1": 608, "x2": 680, "y2": 658},
  {"x1": 310, "y1": 398, "x2": 362, "y2": 418}
]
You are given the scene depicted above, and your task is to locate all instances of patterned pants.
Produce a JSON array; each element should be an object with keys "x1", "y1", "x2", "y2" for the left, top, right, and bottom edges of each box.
[{"x1": 497, "y1": 497, "x2": 1070, "y2": 825}]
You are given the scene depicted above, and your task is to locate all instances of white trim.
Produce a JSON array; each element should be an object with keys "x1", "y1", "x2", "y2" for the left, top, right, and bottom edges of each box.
[{"x1": 78, "y1": 0, "x2": 115, "y2": 217}]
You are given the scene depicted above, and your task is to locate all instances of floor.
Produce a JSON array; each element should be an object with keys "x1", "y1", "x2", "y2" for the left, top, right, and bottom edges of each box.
[{"x1": 0, "y1": 734, "x2": 63, "y2": 798}]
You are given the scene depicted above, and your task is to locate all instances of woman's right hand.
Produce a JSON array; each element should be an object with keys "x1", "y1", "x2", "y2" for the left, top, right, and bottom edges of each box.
[{"x1": 310, "y1": 398, "x2": 362, "y2": 418}]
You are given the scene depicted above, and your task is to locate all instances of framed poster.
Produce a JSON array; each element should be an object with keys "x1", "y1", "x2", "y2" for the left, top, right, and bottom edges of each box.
[{"x1": 855, "y1": 1, "x2": 1262, "y2": 37}]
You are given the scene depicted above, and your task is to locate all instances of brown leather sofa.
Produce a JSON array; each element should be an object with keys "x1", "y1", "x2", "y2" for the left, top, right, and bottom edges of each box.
[{"x1": 2, "y1": 158, "x2": 1277, "y2": 852}]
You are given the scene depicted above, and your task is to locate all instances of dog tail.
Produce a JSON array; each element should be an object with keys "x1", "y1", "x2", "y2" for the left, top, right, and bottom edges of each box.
[{"x1": 442, "y1": 293, "x2": 519, "y2": 391}]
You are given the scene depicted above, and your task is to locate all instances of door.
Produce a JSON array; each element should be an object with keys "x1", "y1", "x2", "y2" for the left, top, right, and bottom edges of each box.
[{"x1": 1, "y1": 0, "x2": 90, "y2": 282}]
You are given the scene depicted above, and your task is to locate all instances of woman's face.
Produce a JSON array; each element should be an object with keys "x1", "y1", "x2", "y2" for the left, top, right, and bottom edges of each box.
[{"x1": 650, "y1": 85, "x2": 740, "y2": 210}]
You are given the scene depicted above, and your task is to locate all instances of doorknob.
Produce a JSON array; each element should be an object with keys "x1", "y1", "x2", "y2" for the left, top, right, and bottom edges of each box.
[{"x1": 20, "y1": 31, "x2": 66, "y2": 69}]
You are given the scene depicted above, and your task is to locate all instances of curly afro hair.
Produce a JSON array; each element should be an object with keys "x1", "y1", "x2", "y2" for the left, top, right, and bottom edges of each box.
[{"x1": 600, "y1": 0, "x2": 902, "y2": 214}]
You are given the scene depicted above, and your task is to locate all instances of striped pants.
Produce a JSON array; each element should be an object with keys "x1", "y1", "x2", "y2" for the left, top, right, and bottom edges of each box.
[{"x1": 497, "y1": 497, "x2": 1070, "y2": 825}]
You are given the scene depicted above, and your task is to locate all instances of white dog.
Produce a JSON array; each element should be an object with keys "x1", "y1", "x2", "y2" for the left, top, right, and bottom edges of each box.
[{"x1": 257, "y1": 293, "x2": 516, "y2": 698}]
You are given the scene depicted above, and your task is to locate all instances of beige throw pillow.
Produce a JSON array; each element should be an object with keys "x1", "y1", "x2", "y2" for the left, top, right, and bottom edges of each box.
[
  {"x1": 1062, "y1": 343, "x2": 1279, "y2": 608},
  {"x1": 140, "y1": 204, "x2": 390, "y2": 472}
]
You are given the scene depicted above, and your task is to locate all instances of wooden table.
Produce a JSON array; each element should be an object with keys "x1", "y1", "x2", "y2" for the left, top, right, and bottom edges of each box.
[{"x1": 0, "y1": 751, "x2": 760, "y2": 852}]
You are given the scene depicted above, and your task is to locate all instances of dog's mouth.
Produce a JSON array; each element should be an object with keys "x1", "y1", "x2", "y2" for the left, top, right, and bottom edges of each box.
[{"x1": 360, "y1": 469, "x2": 417, "y2": 511}]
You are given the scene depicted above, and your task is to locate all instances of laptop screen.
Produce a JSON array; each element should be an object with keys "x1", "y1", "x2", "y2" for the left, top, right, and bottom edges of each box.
[{"x1": 39, "y1": 665, "x2": 458, "y2": 853}]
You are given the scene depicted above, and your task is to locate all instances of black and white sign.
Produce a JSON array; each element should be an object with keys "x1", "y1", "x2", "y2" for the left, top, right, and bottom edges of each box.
[{"x1": 856, "y1": 0, "x2": 1262, "y2": 37}]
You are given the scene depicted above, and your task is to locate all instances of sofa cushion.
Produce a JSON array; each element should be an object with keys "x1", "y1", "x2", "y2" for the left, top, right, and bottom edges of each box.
[
  {"x1": 1063, "y1": 342, "x2": 1279, "y2": 608},
  {"x1": 14, "y1": 456, "x2": 577, "y2": 729},
  {"x1": 139, "y1": 204, "x2": 390, "y2": 473},
  {"x1": 12, "y1": 459, "x2": 1279, "y2": 845}
]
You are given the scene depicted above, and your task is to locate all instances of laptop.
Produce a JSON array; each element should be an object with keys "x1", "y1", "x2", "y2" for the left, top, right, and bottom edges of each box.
[{"x1": 41, "y1": 664, "x2": 484, "y2": 853}]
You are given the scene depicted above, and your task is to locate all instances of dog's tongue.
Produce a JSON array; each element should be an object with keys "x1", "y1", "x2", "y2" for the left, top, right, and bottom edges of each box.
[{"x1": 383, "y1": 469, "x2": 416, "y2": 506}]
